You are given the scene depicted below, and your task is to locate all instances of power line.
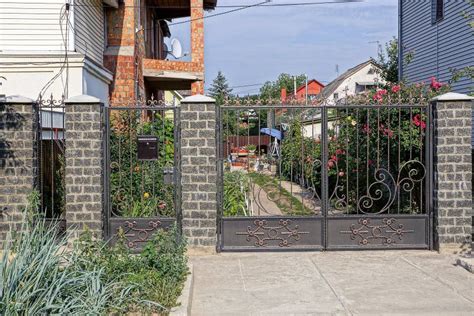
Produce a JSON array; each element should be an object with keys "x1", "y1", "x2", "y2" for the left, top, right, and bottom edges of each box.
[{"x1": 0, "y1": 1, "x2": 363, "y2": 9}]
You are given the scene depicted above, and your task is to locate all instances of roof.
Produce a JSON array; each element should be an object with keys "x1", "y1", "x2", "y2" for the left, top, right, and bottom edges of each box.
[
  {"x1": 320, "y1": 60, "x2": 381, "y2": 99},
  {"x1": 296, "y1": 79, "x2": 325, "y2": 93}
]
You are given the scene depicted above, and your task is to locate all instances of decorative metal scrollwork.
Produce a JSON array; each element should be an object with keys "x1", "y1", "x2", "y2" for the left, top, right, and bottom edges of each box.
[
  {"x1": 236, "y1": 219, "x2": 309, "y2": 247},
  {"x1": 341, "y1": 217, "x2": 414, "y2": 246},
  {"x1": 115, "y1": 220, "x2": 162, "y2": 249}
]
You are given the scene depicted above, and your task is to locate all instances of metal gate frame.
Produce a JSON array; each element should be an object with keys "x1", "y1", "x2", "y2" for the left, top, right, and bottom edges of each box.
[
  {"x1": 103, "y1": 104, "x2": 182, "y2": 251},
  {"x1": 217, "y1": 104, "x2": 433, "y2": 251}
]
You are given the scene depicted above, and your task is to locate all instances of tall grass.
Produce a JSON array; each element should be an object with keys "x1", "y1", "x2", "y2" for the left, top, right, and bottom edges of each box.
[{"x1": 0, "y1": 192, "x2": 136, "y2": 315}]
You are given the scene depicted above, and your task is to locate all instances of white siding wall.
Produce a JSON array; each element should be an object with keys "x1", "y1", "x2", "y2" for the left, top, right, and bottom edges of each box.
[
  {"x1": 74, "y1": 0, "x2": 105, "y2": 65},
  {"x1": 326, "y1": 64, "x2": 383, "y2": 105},
  {"x1": 0, "y1": 0, "x2": 106, "y2": 65},
  {"x1": 0, "y1": 0, "x2": 66, "y2": 51}
]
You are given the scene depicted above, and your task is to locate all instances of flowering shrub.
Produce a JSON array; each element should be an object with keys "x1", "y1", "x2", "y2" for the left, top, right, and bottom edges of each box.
[{"x1": 281, "y1": 80, "x2": 449, "y2": 213}]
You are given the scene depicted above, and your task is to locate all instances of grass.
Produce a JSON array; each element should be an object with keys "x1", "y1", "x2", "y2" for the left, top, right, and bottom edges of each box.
[
  {"x1": 0, "y1": 191, "x2": 188, "y2": 315},
  {"x1": 248, "y1": 172, "x2": 314, "y2": 216}
]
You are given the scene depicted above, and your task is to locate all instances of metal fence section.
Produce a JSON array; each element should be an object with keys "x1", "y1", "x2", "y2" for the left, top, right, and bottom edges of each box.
[
  {"x1": 103, "y1": 102, "x2": 181, "y2": 250},
  {"x1": 37, "y1": 96, "x2": 67, "y2": 234},
  {"x1": 217, "y1": 102, "x2": 433, "y2": 251}
]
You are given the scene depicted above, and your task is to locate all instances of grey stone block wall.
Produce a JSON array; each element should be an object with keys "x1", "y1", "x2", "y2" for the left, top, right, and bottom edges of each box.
[
  {"x1": 0, "y1": 97, "x2": 37, "y2": 242},
  {"x1": 65, "y1": 95, "x2": 104, "y2": 241},
  {"x1": 180, "y1": 95, "x2": 218, "y2": 250},
  {"x1": 433, "y1": 94, "x2": 473, "y2": 254}
]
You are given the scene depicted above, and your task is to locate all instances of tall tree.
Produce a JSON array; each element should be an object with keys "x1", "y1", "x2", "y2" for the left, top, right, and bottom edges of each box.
[
  {"x1": 374, "y1": 37, "x2": 399, "y2": 83},
  {"x1": 259, "y1": 73, "x2": 307, "y2": 99},
  {"x1": 208, "y1": 71, "x2": 233, "y2": 105}
]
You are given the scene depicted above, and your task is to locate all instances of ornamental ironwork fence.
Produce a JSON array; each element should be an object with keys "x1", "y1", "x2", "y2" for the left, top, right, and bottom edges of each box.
[
  {"x1": 103, "y1": 100, "x2": 182, "y2": 250},
  {"x1": 217, "y1": 99, "x2": 432, "y2": 250}
]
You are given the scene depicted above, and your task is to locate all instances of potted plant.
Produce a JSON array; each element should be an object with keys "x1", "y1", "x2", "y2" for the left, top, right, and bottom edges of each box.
[{"x1": 246, "y1": 144, "x2": 256, "y2": 155}]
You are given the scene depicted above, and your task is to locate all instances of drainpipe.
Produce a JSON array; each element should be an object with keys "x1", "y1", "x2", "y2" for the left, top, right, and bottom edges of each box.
[{"x1": 398, "y1": 0, "x2": 402, "y2": 82}]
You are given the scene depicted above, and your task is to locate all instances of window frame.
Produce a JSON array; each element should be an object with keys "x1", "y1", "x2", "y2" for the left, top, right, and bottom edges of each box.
[{"x1": 433, "y1": 0, "x2": 444, "y2": 24}]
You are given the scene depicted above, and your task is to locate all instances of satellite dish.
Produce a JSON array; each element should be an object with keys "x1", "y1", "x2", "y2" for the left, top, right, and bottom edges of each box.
[{"x1": 169, "y1": 38, "x2": 183, "y2": 59}]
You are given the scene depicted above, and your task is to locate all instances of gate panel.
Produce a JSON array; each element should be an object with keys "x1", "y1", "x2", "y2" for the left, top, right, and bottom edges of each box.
[
  {"x1": 327, "y1": 215, "x2": 428, "y2": 249},
  {"x1": 104, "y1": 104, "x2": 181, "y2": 251},
  {"x1": 218, "y1": 101, "x2": 432, "y2": 251},
  {"x1": 217, "y1": 105, "x2": 324, "y2": 251}
]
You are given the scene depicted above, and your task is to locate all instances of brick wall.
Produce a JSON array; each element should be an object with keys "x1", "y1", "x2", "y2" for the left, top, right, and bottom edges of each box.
[
  {"x1": 433, "y1": 93, "x2": 473, "y2": 254},
  {"x1": 180, "y1": 95, "x2": 217, "y2": 251},
  {"x1": 0, "y1": 97, "x2": 36, "y2": 242},
  {"x1": 105, "y1": 0, "x2": 206, "y2": 102},
  {"x1": 65, "y1": 95, "x2": 104, "y2": 241}
]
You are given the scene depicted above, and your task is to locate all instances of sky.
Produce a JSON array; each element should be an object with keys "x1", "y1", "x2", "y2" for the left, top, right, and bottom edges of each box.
[{"x1": 167, "y1": 0, "x2": 399, "y2": 95}]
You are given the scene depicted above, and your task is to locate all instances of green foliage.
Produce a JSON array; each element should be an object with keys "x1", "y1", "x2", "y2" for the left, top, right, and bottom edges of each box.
[
  {"x1": 280, "y1": 82, "x2": 450, "y2": 213},
  {"x1": 223, "y1": 171, "x2": 251, "y2": 217},
  {"x1": 374, "y1": 37, "x2": 399, "y2": 83},
  {"x1": 109, "y1": 110, "x2": 175, "y2": 218},
  {"x1": 259, "y1": 73, "x2": 307, "y2": 99},
  {"x1": 73, "y1": 225, "x2": 188, "y2": 313},
  {"x1": 0, "y1": 195, "x2": 135, "y2": 315},
  {"x1": 209, "y1": 71, "x2": 233, "y2": 105}
]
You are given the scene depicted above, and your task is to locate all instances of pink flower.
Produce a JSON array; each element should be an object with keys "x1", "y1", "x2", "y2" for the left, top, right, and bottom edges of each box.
[
  {"x1": 413, "y1": 114, "x2": 426, "y2": 130},
  {"x1": 362, "y1": 124, "x2": 371, "y2": 134},
  {"x1": 430, "y1": 77, "x2": 443, "y2": 90},
  {"x1": 391, "y1": 85, "x2": 401, "y2": 93}
]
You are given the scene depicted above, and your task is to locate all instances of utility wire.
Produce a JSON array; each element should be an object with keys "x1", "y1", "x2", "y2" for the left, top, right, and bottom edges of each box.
[{"x1": 0, "y1": 1, "x2": 363, "y2": 9}]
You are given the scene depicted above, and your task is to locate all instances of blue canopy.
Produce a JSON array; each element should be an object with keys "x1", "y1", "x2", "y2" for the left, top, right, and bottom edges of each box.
[{"x1": 260, "y1": 128, "x2": 283, "y2": 140}]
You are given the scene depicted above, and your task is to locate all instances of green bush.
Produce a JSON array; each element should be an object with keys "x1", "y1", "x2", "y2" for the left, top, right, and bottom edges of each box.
[
  {"x1": 0, "y1": 192, "x2": 188, "y2": 314},
  {"x1": 0, "y1": 193, "x2": 135, "y2": 315},
  {"x1": 109, "y1": 110, "x2": 175, "y2": 218},
  {"x1": 223, "y1": 171, "x2": 251, "y2": 217}
]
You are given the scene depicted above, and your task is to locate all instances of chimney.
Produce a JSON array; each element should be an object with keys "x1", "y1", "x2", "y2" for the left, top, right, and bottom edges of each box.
[{"x1": 281, "y1": 88, "x2": 287, "y2": 102}]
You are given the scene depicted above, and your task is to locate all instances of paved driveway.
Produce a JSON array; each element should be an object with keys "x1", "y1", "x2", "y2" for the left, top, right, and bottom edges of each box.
[{"x1": 190, "y1": 251, "x2": 473, "y2": 315}]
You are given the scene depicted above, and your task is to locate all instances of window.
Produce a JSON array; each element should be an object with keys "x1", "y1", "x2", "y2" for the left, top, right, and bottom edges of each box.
[
  {"x1": 333, "y1": 93, "x2": 339, "y2": 100},
  {"x1": 433, "y1": 0, "x2": 444, "y2": 23}
]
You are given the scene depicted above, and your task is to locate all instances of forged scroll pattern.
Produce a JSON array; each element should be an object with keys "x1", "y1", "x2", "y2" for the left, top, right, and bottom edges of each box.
[
  {"x1": 236, "y1": 219, "x2": 309, "y2": 247},
  {"x1": 341, "y1": 217, "x2": 414, "y2": 246},
  {"x1": 115, "y1": 220, "x2": 162, "y2": 249}
]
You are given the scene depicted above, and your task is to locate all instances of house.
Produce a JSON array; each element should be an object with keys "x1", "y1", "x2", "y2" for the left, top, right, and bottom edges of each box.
[
  {"x1": 399, "y1": 0, "x2": 473, "y2": 94},
  {"x1": 280, "y1": 79, "x2": 325, "y2": 104},
  {"x1": 0, "y1": 0, "x2": 216, "y2": 103},
  {"x1": 319, "y1": 60, "x2": 384, "y2": 105}
]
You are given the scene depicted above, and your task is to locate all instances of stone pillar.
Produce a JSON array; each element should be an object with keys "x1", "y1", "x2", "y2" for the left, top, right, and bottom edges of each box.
[
  {"x1": 0, "y1": 96, "x2": 37, "y2": 242},
  {"x1": 180, "y1": 95, "x2": 217, "y2": 253},
  {"x1": 432, "y1": 92, "x2": 473, "y2": 254},
  {"x1": 65, "y1": 95, "x2": 104, "y2": 241}
]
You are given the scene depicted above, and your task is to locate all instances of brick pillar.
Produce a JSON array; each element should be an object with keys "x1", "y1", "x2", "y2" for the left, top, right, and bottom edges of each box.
[
  {"x1": 65, "y1": 95, "x2": 104, "y2": 241},
  {"x1": 0, "y1": 96, "x2": 37, "y2": 242},
  {"x1": 180, "y1": 95, "x2": 217, "y2": 253},
  {"x1": 433, "y1": 92, "x2": 473, "y2": 254}
]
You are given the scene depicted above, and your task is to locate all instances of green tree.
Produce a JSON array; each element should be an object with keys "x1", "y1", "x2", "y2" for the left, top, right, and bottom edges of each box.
[
  {"x1": 259, "y1": 73, "x2": 307, "y2": 99},
  {"x1": 208, "y1": 71, "x2": 233, "y2": 105},
  {"x1": 374, "y1": 37, "x2": 399, "y2": 83}
]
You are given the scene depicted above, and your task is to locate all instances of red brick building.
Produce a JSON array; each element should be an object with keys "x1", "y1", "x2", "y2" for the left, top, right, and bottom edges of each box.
[{"x1": 104, "y1": 0, "x2": 216, "y2": 103}]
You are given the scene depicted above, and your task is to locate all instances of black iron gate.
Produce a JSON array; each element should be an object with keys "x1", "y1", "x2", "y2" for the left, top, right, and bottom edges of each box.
[
  {"x1": 103, "y1": 103, "x2": 181, "y2": 250},
  {"x1": 217, "y1": 102, "x2": 433, "y2": 251}
]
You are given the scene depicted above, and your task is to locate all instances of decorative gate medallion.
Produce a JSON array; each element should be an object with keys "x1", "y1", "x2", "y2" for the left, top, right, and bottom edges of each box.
[{"x1": 236, "y1": 219, "x2": 310, "y2": 247}]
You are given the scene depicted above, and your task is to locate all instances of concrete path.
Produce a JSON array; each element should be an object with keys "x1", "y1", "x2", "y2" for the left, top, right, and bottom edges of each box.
[
  {"x1": 190, "y1": 251, "x2": 474, "y2": 315},
  {"x1": 251, "y1": 183, "x2": 283, "y2": 216}
]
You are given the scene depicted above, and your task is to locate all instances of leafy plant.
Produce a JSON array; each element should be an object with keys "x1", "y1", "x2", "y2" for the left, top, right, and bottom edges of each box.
[
  {"x1": 109, "y1": 110, "x2": 175, "y2": 218},
  {"x1": 223, "y1": 171, "x2": 251, "y2": 217},
  {"x1": 0, "y1": 193, "x2": 135, "y2": 315}
]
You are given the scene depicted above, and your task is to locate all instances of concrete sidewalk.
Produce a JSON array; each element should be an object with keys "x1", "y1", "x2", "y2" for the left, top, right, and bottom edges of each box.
[{"x1": 190, "y1": 251, "x2": 473, "y2": 316}]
